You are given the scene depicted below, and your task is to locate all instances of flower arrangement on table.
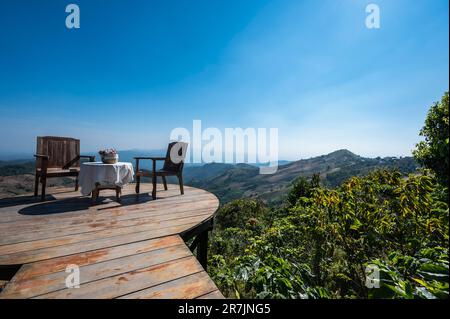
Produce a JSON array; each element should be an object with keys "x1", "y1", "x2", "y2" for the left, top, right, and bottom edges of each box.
[{"x1": 99, "y1": 148, "x2": 119, "y2": 164}]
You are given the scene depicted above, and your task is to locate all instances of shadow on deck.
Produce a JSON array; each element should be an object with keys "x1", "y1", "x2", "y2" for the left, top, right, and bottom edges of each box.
[{"x1": 0, "y1": 184, "x2": 223, "y2": 299}]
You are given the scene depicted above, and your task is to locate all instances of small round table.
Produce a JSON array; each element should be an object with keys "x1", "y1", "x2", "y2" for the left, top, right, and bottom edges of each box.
[{"x1": 79, "y1": 162, "x2": 134, "y2": 202}]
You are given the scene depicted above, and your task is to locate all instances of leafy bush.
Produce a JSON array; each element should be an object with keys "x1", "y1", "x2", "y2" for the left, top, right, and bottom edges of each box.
[
  {"x1": 367, "y1": 247, "x2": 448, "y2": 299},
  {"x1": 413, "y1": 92, "x2": 449, "y2": 185},
  {"x1": 208, "y1": 93, "x2": 449, "y2": 299},
  {"x1": 208, "y1": 170, "x2": 449, "y2": 299},
  {"x1": 214, "y1": 199, "x2": 267, "y2": 231},
  {"x1": 0, "y1": 161, "x2": 34, "y2": 176}
]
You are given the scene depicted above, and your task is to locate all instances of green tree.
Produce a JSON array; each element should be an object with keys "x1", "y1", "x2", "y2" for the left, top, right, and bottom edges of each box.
[
  {"x1": 286, "y1": 173, "x2": 320, "y2": 207},
  {"x1": 413, "y1": 92, "x2": 449, "y2": 185},
  {"x1": 207, "y1": 94, "x2": 450, "y2": 299},
  {"x1": 214, "y1": 199, "x2": 267, "y2": 230},
  {"x1": 208, "y1": 170, "x2": 449, "y2": 299}
]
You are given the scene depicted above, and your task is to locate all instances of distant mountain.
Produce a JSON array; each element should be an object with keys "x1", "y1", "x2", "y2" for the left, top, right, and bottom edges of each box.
[
  {"x1": 0, "y1": 160, "x2": 35, "y2": 176},
  {"x1": 0, "y1": 149, "x2": 418, "y2": 203},
  {"x1": 184, "y1": 163, "x2": 236, "y2": 182},
  {"x1": 117, "y1": 150, "x2": 291, "y2": 170},
  {"x1": 184, "y1": 149, "x2": 419, "y2": 204},
  {"x1": 247, "y1": 160, "x2": 291, "y2": 167}
]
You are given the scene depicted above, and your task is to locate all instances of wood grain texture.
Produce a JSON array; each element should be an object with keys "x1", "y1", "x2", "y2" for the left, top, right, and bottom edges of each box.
[
  {"x1": 119, "y1": 271, "x2": 218, "y2": 299},
  {"x1": 0, "y1": 184, "x2": 224, "y2": 299},
  {"x1": 35, "y1": 256, "x2": 204, "y2": 299},
  {"x1": 197, "y1": 290, "x2": 225, "y2": 299},
  {"x1": 2, "y1": 244, "x2": 192, "y2": 298}
]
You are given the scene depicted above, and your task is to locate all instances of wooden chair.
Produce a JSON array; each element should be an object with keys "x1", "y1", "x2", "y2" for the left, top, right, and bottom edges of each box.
[
  {"x1": 134, "y1": 142, "x2": 188, "y2": 199},
  {"x1": 34, "y1": 136, "x2": 95, "y2": 201}
]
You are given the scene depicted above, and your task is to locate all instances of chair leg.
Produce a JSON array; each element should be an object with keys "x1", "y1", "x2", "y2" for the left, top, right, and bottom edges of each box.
[
  {"x1": 135, "y1": 176, "x2": 140, "y2": 194},
  {"x1": 152, "y1": 174, "x2": 157, "y2": 199},
  {"x1": 41, "y1": 176, "x2": 47, "y2": 201},
  {"x1": 116, "y1": 186, "x2": 121, "y2": 201},
  {"x1": 162, "y1": 176, "x2": 168, "y2": 190},
  {"x1": 34, "y1": 172, "x2": 39, "y2": 197},
  {"x1": 178, "y1": 174, "x2": 184, "y2": 195},
  {"x1": 91, "y1": 186, "x2": 98, "y2": 203},
  {"x1": 75, "y1": 176, "x2": 79, "y2": 191}
]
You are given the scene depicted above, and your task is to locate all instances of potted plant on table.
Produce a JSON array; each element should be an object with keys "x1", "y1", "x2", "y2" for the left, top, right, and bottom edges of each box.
[{"x1": 99, "y1": 148, "x2": 119, "y2": 164}]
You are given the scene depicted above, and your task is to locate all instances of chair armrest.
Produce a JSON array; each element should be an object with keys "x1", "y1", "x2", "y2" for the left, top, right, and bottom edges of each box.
[
  {"x1": 34, "y1": 154, "x2": 49, "y2": 172},
  {"x1": 63, "y1": 155, "x2": 95, "y2": 169},
  {"x1": 135, "y1": 157, "x2": 165, "y2": 173},
  {"x1": 80, "y1": 155, "x2": 96, "y2": 162}
]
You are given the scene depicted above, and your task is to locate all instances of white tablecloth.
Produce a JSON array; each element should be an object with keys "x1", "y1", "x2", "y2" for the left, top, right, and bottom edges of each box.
[{"x1": 79, "y1": 162, "x2": 134, "y2": 196}]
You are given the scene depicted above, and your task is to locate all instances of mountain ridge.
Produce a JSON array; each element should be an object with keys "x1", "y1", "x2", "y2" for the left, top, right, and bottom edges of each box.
[
  {"x1": 0, "y1": 149, "x2": 418, "y2": 202},
  {"x1": 184, "y1": 149, "x2": 418, "y2": 204}
]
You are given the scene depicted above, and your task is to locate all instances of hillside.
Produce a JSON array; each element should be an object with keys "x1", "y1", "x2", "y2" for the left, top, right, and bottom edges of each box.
[
  {"x1": 0, "y1": 150, "x2": 418, "y2": 202},
  {"x1": 185, "y1": 150, "x2": 419, "y2": 204},
  {"x1": 0, "y1": 160, "x2": 35, "y2": 176},
  {"x1": 0, "y1": 160, "x2": 80, "y2": 198}
]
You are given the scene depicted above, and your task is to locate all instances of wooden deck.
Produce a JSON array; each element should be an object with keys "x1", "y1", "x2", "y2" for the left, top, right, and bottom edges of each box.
[{"x1": 0, "y1": 184, "x2": 223, "y2": 299}]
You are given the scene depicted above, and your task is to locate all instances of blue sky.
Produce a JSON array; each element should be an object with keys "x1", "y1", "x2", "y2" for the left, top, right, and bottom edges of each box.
[{"x1": 0, "y1": 0, "x2": 448, "y2": 160}]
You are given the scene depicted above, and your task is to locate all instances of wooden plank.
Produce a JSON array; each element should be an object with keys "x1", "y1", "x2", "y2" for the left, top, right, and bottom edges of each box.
[
  {"x1": 0, "y1": 195, "x2": 216, "y2": 233},
  {"x1": 0, "y1": 222, "x2": 200, "y2": 265},
  {"x1": 0, "y1": 184, "x2": 214, "y2": 221},
  {"x1": 0, "y1": 189, "x2": 215, "y2": 224},
  {"x1": 0, "y1": 280, "x2": 8, "y2": 291},
  {"x1": 1, "y1": 244, "x2": 192, "y2": 298},
  {"x1": 118, "y1": 271, "x2": 219, "y2": 299},
  {"x1": 0, "y1": 184, "x2": 222, "y2": 300},
  {"x1": 11, "y1": 236, "x2": 183, "y2": 281},
  {"x1": 32, "y1": 256, "x2": 204, "y2": 299},
  {"x1": 0, "y1": 207, "x2": 216, "y2": 245},
  {"x1": 197, "y1": 290, "x2": 225, "y2": 299},
  {"x1": 0, "y1": 212, "x2": 212, "y2": 255},
  {"x1": 0, "y1": 194, "x2": 217, "y2": 231}
]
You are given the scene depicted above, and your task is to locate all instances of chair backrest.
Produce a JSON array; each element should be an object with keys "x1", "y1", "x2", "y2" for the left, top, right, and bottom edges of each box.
[
  {"x1": 36, "y1": 136, "x2": 80, "y2": 168},
  {"x1": 162, "y1": 142, "x2": 188, "y2": 173}
]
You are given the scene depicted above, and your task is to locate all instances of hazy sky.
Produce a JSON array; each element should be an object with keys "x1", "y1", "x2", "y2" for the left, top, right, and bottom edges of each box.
[{"x1": 0, "y1": 0, "x2": 448, "y2": 160}]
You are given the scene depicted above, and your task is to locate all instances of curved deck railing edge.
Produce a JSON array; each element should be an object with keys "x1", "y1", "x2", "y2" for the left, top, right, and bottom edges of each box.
[{"x1": 179, "y1": 191, "x2": 220, "y2": 271}]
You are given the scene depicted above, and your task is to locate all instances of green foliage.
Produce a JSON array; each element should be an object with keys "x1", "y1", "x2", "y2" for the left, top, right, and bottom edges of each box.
[
  {"x1": 210, "y1": 227, "x2": 255, "y2": 258},
  {"x1": 367, "y1": 247, "x2": 449, "y2": 299},
  {"x1": 207, "y1": 94, "x2": 448, "y2": 299},
  {"x1": 289, "y1": 170, "x2": 448, "y2": 298},
  {"x1": 286, "y1": 174, "x2": 320, "y2": 207},
  {"x1": 208, "y1": 170, "x2": 449, "y2": 299},
  {"x1": 186, "y1": 151, "x2": 418, "y2": 205},
  {"x1": 323, "y1": 156, "x2": 418, "y2": 188},
  {"x1": 214, "y1": 199, "x2": 267, "y2": 231},
  {"x1": 413, "y1": 92, "x2": 449, "y2": 185},
  {"x1": 0, "y1": 161, "x2": 34, "y2": 176}
]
